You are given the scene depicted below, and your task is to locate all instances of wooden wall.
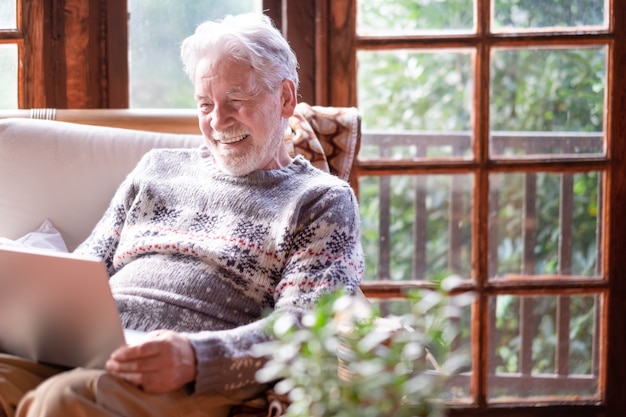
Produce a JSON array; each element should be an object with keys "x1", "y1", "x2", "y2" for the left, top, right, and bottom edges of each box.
[{"x1": 22, "y1": 0, "x2": 127, "y2": 109}]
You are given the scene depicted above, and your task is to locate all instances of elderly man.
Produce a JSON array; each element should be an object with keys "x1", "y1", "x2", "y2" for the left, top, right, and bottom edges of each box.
[{"x1": 0, "y1": 12, "x2": 363, "y2": 417}]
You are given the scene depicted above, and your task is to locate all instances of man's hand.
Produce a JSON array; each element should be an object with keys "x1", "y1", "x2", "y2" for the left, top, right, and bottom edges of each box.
[{"x1": 105, "y1": 330, "x2": 197, "y2": 394}]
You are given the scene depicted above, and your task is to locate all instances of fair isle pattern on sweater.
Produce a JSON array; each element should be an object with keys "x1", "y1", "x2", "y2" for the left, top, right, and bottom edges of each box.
[{"x1": 74, "y1": 147, "x2": 364, "y2": 394}]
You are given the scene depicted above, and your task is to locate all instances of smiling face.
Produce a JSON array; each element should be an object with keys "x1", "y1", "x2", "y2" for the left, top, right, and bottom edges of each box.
[{"x1": 194, "y1": 57, "x2": 296, "y2": 176}]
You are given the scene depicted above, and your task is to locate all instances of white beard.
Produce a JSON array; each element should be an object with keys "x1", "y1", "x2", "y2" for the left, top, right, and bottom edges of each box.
[{"x1": 211, "y1": 117, "x2": 288, "y2": 176}]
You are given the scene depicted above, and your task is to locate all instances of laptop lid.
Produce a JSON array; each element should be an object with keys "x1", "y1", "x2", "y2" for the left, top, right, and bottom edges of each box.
[{"x1": 0, "y1": 245, "x2": 127, "y2": 369}]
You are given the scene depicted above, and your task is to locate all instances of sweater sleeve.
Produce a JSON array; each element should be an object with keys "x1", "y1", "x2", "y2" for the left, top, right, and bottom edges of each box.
[
  {"x1": 186, "y1": 182, "x2": 364, "y2": 395},
  {"x1": 184, "y1": 308, "x2": 300, "y2": 394}
]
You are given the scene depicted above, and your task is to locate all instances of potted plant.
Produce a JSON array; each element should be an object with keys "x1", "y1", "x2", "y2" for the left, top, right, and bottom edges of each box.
[{"x1": 254, "y1": 276, "x2": 471, "y2": 417}]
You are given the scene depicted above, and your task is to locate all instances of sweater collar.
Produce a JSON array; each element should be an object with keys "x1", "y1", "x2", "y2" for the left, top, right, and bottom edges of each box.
[{"x1": 199, "y1": 145, "x2": 311, "y2": 184}]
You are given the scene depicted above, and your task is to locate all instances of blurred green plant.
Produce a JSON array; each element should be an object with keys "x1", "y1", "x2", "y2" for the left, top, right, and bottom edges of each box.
[{"x1": 254, "y1": 278, "x2": 471, "y2": 417}]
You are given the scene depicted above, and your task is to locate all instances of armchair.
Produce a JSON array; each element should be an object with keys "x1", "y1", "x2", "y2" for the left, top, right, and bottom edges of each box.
[{"x1": 0, "y1": 103, "x2": 361, "y2": 417}]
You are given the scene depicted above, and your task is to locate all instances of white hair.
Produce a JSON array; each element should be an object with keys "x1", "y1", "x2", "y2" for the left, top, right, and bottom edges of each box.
[{"x1": 180, "y1": 13, "x2": 299, "y2": 92}]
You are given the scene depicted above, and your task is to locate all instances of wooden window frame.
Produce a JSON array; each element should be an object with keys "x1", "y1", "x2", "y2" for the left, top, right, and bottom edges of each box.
[{"x1": 0, "y1": 0, "x2": 22, "y2": 107}]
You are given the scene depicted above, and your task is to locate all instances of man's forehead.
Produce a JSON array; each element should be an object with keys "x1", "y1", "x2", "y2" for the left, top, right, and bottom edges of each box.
[{"x1": 195, "y1": 61, "x2": 261, "y2": 97}]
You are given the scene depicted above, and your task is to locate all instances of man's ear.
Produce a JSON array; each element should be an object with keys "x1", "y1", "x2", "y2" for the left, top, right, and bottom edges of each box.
[{"x1": 280, "y1": 79, "x2": 297, "y2": 118}]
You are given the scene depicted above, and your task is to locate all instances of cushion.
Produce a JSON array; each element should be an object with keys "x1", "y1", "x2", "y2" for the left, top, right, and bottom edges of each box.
[
  {"x1": 287, "y1": 109, "x2": 330, "y2": 174},
  {"x1": 0, "y1": 118, "x2": 202, "y2": 250},
  {"x1": 293, "y1": 103, "x2": 360, "y2": 181},
  {"x1": 0, "y1": 219, "x2": 68, "y2": 252}
]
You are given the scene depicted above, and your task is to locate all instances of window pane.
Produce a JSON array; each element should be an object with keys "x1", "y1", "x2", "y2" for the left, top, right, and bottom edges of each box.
[
  {"x1": 493, "y1": 0, "x2": 607, "y2": 31},
  {"x1": 0, "y1": 44, "x2": 17, "y2": 109},
  {"x1": 489, "y1": 294, "x2": 600, "y2": 400},
  {"x1": 488, "y1": 171, "x2": 601, "y2": 279},
  {"x1": 0, "y1": 0, "x2": 16, "y2": 29},
  {"x1": 128, "y1": 0, "x2": 262, "y2": 108},
  {"x1": 490, "y1": 47, "x2": 606, "y2": 157},
  {"x1": 358, "y1": 50, "x2": 473, "y2": 159},
  {"x1": 357, "y1": 0, "x2": 474, "y2": 36},
  {"x1": 359, "y1": 174, "x2": 472, "y2": 282}
]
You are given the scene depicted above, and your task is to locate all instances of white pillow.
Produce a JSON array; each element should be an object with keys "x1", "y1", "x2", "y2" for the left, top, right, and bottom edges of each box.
[{"x1": 0, "y1": 219, "x2": 68, "y2": 252}]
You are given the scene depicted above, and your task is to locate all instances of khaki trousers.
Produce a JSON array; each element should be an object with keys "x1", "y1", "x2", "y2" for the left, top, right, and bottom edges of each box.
[{"x1": 0, "y1": 354, "x2": 256, "y2": 417}]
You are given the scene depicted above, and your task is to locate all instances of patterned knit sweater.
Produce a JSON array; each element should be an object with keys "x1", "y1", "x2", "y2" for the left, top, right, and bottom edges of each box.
[{"x1": 74, "y1": 146, "x2": 364, "y2": 395}]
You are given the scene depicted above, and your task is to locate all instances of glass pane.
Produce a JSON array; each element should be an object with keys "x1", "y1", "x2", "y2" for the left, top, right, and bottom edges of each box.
[
  {"x1": 359, "y1": 174, "x2": 472, "y2": 282},
  {"x1": 0, "y1": 44, "x2": 18, "y2": 109},
  {"x1": 357, "y1": 0, "x2": 474, "y2": 36},
  {"x1": 490, "y1": 47, "x2": 606, "y2": 157},
  {"x1": 493, "y1": 0, "x2": 607, "y2": 32},
  {"x1": 358, "y1": 50, "x2": 473, "y2": 159},
  {"x1": 488, "y1": 171, "x2": 601, "y2": 279},
  {"x1": 0, "y1": 0, "x2": 16, "y2": 29},
  {"x1": 489, "y1": 294, "x2": 600, "y2": 400},
  {"x1": 128, "y1": 0, "x2": 262, "y2": 108}
]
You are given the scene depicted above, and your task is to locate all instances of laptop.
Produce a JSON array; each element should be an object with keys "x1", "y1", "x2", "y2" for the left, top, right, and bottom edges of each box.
[{"x1": 0, "y1": 245, "x2": 145, "y2": 369}]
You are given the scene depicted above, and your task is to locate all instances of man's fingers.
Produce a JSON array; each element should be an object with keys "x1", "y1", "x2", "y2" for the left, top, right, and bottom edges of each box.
[
  {"x1": 105, "y1": 330, "x2": 197, "y2": 394},
  {"x1": 105, "y1": 354, "x2": 162, "y2": 373}
]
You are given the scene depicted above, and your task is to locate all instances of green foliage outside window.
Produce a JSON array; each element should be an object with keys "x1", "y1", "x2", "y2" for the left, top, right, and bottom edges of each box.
[
  {"x1": 357, "y1": 0, "x2": 604, "y2": 283},
  {"x1": 357, "y1": 0, "x2": 604, "y2": 387}
]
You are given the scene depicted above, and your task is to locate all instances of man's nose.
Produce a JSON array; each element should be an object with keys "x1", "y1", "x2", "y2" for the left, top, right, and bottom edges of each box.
[{"x1": 210, "y1": 105, "x2": 233, "y2": 131}]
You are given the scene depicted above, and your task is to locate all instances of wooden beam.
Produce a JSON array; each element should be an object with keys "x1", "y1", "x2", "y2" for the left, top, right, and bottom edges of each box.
[
  {"x1": 604, "y1": 1, "x2": 626, "y2": 415},
  {"x1": 283, "y1": 0, "x2": 315, "y2": 104},
  {"x1": 104, "y1": 0, "x2": 128, "y2": 108}
]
